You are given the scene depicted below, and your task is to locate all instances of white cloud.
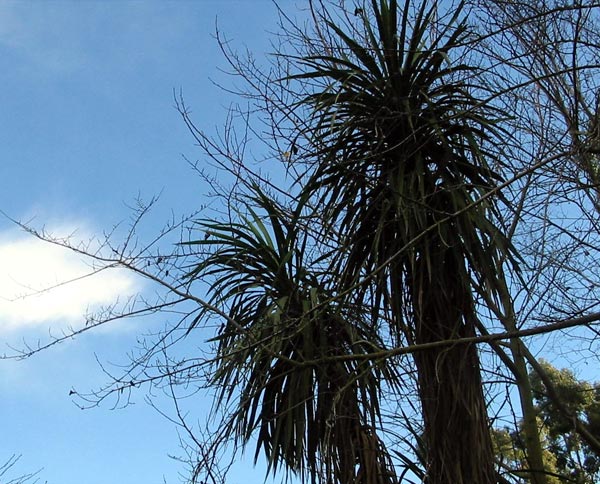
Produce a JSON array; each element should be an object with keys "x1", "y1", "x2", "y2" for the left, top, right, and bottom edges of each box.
[{"x1": 0, "y1": 228, "x2": 140, "y2": 333}]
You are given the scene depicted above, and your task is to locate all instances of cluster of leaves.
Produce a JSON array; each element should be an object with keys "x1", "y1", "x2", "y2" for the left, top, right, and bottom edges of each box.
[
  {"x1": 494, "y1": 361, "x2": 600, "y2": 483},
  {"x1": 182, "y1": 186, "x2": 401, "y2": 483}
]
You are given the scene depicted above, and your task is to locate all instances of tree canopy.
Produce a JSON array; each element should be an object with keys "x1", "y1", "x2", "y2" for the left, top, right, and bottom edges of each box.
[{"x1": 495, "y1": 361, "x2": 600, "y2": 483}]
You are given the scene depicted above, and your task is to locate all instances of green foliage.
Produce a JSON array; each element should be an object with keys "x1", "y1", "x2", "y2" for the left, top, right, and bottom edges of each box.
[
  {"x1": 292, "y1": 0, "x2": 516, "y2": 310},
  {"x1": 183, "y1": 183, "x2": 400, "y2": 484},
  {"x1": 494, "y1": 361, "x2": 600, "y2": 483},
  {"x1": 532, "y1": 362, "x2": 600, "y2": 483}
]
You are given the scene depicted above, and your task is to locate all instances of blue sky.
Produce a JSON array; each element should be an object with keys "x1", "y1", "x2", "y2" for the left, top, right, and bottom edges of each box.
[{"x1": 0, "y1": 1, "x2": 291, "y2": 483}]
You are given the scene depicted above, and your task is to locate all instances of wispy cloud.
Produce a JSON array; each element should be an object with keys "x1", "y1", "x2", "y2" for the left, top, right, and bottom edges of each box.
[
  {"x1": 0, "y1": 3, "x2": 83, "y2": 74},
  {"x1": 0, "y1": 227, "x2": 140, "y2": 333},
  {"x1": 0, "y1": 2, "x2": 198, "y2": 77}
]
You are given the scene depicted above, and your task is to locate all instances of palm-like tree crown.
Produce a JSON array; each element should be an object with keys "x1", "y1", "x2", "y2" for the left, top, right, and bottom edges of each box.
[
  {"x1": 294, "y1": 0, "x2": 512, "y2": 312},
  {"x1": 185, "y1": 185, "x2": 399, "y2": 484},
  {"x1": 188, "y1": 1, "x2": 518, "y2": 483}
]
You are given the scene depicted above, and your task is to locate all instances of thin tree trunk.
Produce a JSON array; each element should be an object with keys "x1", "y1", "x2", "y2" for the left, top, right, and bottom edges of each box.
[{"x1": 498, "y1": 278, "x2": 548, "y2": 484}]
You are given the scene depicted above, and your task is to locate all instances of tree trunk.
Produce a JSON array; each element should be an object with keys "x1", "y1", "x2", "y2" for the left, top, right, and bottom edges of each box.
[{"x1": 410, "y1": 250, "x2": 497, "y2": 484}]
